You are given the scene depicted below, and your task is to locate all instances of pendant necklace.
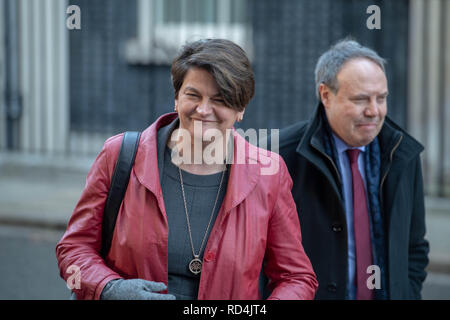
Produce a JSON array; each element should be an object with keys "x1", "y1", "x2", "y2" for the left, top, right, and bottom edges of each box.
[{"x1": 178, "y1": 165, "x2": 226, "y2": 275}]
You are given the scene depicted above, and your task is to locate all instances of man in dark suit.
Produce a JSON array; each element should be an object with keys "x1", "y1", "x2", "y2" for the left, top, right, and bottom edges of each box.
[{"x1": 276, "y1": 39, "x2": 429, "y2": 299}]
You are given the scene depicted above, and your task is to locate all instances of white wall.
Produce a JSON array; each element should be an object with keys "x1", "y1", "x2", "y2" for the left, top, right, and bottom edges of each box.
[
  {"x1": 409, "y1": 0, "x2": 450, "y2": 197},
  {"x1": 0, "y1": 0, "x2": 6, "y2": 150},
  {"x1": 18, "y1": 0, "x2": 69, "y2": 155}
]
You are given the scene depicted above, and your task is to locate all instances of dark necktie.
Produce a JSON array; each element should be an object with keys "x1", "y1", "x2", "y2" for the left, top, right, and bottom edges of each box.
[{"x1": 346, "y1": 149, "x2": 374, "y2": 300}]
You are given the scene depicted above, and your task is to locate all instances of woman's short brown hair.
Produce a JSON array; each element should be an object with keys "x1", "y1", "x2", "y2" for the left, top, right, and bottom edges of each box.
[{"x1": 171, "y1": 39, "x2": 255, "y2": 112}]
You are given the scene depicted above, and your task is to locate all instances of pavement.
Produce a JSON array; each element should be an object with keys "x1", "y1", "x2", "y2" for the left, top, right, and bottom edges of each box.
[{"x1": 0, "y1": 150, "x2": 449, "y2": 276}]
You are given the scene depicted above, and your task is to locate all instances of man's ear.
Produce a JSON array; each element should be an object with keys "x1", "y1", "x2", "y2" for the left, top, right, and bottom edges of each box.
[{"x1": 319, "y1": 83, "x2": 332, "y2": 109}]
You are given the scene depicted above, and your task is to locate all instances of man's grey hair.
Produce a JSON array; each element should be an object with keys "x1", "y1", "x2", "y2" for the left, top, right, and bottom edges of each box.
[{"x1": 314, "y1": 38, "x2": 387, "y2": 100}]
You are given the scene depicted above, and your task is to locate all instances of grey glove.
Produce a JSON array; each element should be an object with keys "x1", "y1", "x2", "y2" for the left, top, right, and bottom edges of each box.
[{"x1": 100, "y1": 279, "x2": 176, "y2": 300}]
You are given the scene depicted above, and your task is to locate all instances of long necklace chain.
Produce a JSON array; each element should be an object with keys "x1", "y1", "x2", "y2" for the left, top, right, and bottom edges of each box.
[{"x1": 178, "y1": 166, "x2": 226, "y2": 275}]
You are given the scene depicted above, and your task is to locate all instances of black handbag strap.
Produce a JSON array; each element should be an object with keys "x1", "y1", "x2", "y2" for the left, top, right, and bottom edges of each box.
[{"x1": 100, "y1": 131, "x2": 141, "y2": 257}]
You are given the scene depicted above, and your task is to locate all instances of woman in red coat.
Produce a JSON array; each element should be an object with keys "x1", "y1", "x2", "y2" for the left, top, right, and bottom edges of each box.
[{"x1": 56, "y1": 39, "x2": 317, "y2": 300}]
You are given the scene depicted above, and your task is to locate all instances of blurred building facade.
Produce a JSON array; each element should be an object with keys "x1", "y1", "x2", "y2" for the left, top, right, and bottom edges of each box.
[{"x1": 0, "y1": 0, "x2": 449, "y2": 197}]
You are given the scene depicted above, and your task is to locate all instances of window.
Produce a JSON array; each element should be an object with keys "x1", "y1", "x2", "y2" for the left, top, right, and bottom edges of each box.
[{"x1": 125, "y1": 0, "x2": 252, "y2": 65}]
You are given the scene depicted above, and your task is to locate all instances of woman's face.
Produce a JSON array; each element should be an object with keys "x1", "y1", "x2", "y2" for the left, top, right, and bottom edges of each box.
[{"x1": 175, "y1": 67, "x2": 244, "y2": 143}]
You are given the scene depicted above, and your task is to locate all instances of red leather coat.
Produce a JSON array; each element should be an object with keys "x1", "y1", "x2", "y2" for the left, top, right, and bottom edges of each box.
[{"x1": 56, "y1": 113, "x2": 318, "y2": 300}]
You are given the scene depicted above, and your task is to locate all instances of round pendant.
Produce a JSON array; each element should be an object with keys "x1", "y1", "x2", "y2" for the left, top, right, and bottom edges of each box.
[{"x1": 189, "y1": 258, "x2": 202, "y2": 275}]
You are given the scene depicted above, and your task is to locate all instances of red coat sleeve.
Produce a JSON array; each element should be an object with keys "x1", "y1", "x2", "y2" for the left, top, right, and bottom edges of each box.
[
  {"x1": 55, "y1": 135, "x2": 124, "y2": 300},
  {"x1": 264, "y1": 157, "x2": 318, "y2": 300}
]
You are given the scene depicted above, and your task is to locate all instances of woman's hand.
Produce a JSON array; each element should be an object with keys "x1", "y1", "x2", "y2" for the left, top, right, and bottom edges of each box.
[{"x1": 100, "y1": 279, "x2": 176, "y2": 300}]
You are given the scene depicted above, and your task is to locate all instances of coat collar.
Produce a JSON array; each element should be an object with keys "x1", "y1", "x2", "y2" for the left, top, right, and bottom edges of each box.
[
  {"x1": 296, "y1": 104, "x2": 342, "y2": 197},
  {"x1": 377, "y1": 117, "x2": 424, "y2": 164},
  {"x1": 133, "y1": 112, "x2": 261, "y2": 214},
  {"x1": 295, "y1": 102, "x2": 425, "y2": 202},
  {"x1": 296, "y1": 103, "x2": 424, "y2": 165}
]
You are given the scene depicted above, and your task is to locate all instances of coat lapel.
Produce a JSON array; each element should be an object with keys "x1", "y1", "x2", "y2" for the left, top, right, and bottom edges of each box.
[
  {"x1": 296, "y1": 105, "x2": 343, "y2": 201},
  {"x1": 377, "y1": 117, "x2": 424, "y2": 234},
  {"x1": 221, "y1": 130, "x2": 261, "y2": 214},
  {"x1": 133, "y1": 113, "x2": 179, "y2": 215}
]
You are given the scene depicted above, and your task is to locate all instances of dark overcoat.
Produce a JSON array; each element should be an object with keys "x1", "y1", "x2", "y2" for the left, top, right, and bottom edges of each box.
[{"x1": 276, "y1": 104, "x2": 429, "y2": 299}]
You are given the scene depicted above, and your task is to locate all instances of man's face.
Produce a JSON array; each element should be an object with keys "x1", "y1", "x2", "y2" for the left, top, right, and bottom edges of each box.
[{"x1": 320, "y1": 58, "x2": 388, "y2": 147}]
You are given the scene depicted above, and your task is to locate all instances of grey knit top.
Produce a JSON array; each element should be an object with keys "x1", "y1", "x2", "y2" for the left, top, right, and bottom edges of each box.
[{"x1": 157, "y1": 119, "x2": 229, "y2": 300}]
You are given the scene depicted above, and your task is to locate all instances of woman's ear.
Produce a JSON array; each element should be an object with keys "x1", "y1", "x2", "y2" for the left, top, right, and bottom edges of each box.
[{"x1": 237, "y1": 110, "x2": 245, "y2": 122}]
